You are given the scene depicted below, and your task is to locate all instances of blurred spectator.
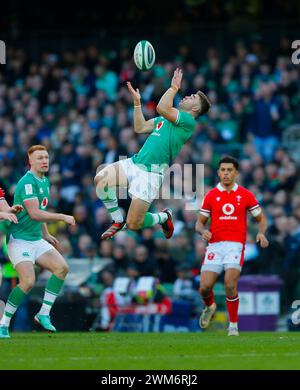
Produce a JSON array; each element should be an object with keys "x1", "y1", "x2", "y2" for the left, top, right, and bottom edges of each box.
[
  {"x1": 248, "y1": 82, "x2": 284, "y2": 161},
  {"x1": 173, "y1": 263, "x2": 198, "y2": 302},
  {"x1": 111, "y1": 244, "x2": 129, "y2": 276},
  {"x1": 129, "y1": 245, "x2": 157, "y2": 277},
  {"x1": 155, "y1": 242, "x2": 177, "y2": 283}
]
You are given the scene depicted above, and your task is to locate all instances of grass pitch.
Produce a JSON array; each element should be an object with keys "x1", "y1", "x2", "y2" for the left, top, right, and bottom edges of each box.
[{"x1": 0, "y1": 332, "x2": 300, "y2": 370}]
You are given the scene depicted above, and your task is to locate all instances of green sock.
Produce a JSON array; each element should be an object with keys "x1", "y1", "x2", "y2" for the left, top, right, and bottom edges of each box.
[
  {"x1": 142, "y1": 212, "x2": 168, "y2": 228},
  {"x1": 38, "y1": 275, "x2": 65, "y2": 316},
  {"x1": 96, "y1": 185, "x2": 123, "y2": 222},
  {"x1": 0, "y1": 286, "x2": 27, "y2": 327}
]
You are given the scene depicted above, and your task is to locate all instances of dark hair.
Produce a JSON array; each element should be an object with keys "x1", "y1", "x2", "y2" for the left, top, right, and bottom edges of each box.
[
  {"x1": 196, "y1": 90, "x2": 211, "y2": 116},
  {"x1": 218, "y1": 155, "x2": 239, "y2": 170}
]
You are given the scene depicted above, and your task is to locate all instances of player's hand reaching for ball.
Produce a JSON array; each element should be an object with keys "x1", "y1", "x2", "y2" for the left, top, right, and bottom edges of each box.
[
  {"x1": 256, "y1": 232, "x2": 269, "y2": 248},
  {"x1": 202, "y1": 230, "x2": 212, "y2": 242},
  {"x1": 126, "y1": 81, "x2": 141, "y2": 105},
  {"x1": 171, "y1": 68, "x2": 182, "y2": 91},
  {"x1": 63, "y1": 215, "x2": 76, "y2": 226}
]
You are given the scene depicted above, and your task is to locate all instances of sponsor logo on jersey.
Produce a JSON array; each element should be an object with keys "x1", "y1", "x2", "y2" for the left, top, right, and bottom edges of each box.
[
  {"x1": 41, "y1": 197, "x2": 48, "y2": 209},
  {"x1": 216, "y1": 197, "x2": 220, "y2": 201},
  {"x1": 22, "y1": 252, "x2": 30, "y2": 257},
  {"x1": 220, "y1": 203, "x2": 238, "y2": 220},
  {"x1": 156, "y1": 121, "x2": 164, "y2": 131},
  {"x1": 151, "y1": 121, "x2": 163, "y2": 137},
  {"x1": 222, "y1": 203, "x2": 235, "y2": 215}
]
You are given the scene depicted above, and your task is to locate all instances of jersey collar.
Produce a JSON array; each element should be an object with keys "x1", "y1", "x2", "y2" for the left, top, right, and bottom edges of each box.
[
  {"x1": 28, "y1": 170, "x2": 46, "y2": 183},
  {"x1": 217, "y1": 182, "x2": 238, "y2": 192}
]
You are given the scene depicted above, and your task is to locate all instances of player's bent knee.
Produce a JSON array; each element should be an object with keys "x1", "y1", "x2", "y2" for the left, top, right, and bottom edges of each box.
[
  {"x1": 94, "y1": 173, "x2": 107, "y2": 188},
  {"x1": 199, "y1": 285, "x2": 213, "y2": 295},
  {"x1": 19, "y1": 278, "x2": 35, "y2": 292},
  {"x1": 224, "y1": 284, "x2": 237, "y2": 295},
  {"x1": 126, "y1": 220, "x2": 143, "y2": 231},
  {"x1": 94, "y1": 175, "x2": 100, "y2": 185},
  {"x1": 61, "y1": 263, "x2": 69, "y2": 276},
  {"x1": 55, "y1": 262, "x2": 69, "y2": 278}
]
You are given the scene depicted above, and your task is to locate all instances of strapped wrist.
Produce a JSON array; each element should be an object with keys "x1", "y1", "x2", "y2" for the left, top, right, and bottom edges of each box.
[{"x1": 170, "y1": 85, "x2": 179, "y2": 92}]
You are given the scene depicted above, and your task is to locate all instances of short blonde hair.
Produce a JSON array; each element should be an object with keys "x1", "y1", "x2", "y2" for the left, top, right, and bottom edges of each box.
[{"x1": 27, "y1": 145, "x2": 47, "y2": 157}]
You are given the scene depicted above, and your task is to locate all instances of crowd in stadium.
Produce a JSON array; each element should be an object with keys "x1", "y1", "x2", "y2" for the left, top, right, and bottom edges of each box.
[{"x1": 0, "y1": 36, "x2": 300, "y2": 315}]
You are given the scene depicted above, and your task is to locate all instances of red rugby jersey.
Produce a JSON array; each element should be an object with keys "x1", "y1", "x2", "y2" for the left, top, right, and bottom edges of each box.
[{"x1": 200, "y1": 183, "x2": 261, "y2": 245}]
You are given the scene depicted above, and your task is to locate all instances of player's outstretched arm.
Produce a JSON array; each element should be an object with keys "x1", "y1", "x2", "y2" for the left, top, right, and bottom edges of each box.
[
  {"x1": 156, "y1": 68, "x2": 182, "y2": 123},
  {"x1": 0, "y1": 197, "x2": 23, "y2": 215},
  {"x1": 195, "y1": 214, "x2": 212, "y2": 241},
  {"x1": 126, "y1": 81, "x2": 154, "y2": 133},
  {"x1": 0, "y1": 211, "x2": 18, "y2": 224},
  {"x1": 24, "y1": 198, "x2": 76, "y2": 225},
  {"x1": 255, "y1": 212, "x2": 269, "y2": 248},
  {"x1": 0, "y1": 197, "x2": 10, "y2": 212}
]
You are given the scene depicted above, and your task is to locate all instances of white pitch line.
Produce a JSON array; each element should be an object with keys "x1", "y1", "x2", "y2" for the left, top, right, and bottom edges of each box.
[{"x1": 3, "y1": 351, "x2": 300, "y2": 363}]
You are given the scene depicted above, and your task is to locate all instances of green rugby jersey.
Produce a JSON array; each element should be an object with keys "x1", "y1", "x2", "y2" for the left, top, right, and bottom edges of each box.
[
  {"x1": 132, "y1": 110, "x2": 195, "y2": 175},
  {"x1": 9, "y1": 171, "x2": 50, "y2": 241}
]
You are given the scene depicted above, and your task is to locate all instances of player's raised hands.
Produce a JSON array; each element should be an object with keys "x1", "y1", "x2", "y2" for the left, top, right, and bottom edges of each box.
[
  {"x1": 171, "y1": 68, "x2": 182, "y2": 91},
  {"x1": 126, "y1": 81, "x2": 141, "y2": 104},
  {"x1": 256, "y1": 232, "x2": 269, "y2": 248}
]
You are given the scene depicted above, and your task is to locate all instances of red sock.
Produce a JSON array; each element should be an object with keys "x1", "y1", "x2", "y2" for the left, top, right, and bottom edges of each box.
[
  {"x1": 201, "y1": 290, "x2": 215, "y2": 307},
  {"x1": 226, "y1": 294, "x2": 239, "y2": 323}
]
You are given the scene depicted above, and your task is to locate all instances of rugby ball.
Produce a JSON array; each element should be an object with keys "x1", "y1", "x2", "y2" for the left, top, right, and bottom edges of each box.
[{"x1": 134, "y1": 40, "x2": 156, "y2": 71}]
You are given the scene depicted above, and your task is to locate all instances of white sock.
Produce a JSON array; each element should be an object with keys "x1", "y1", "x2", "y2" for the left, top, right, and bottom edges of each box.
[
  {"x1": 101, "y1": 200, "x2": 124, "y2": 223},
  {"x1": 147, "y1": 212, "x2": 169, "y2": 226},
  {"x1": 158, "y1": 212, "x2": 168, "y2": 224},
  {"x1": 38, "y1": 290, "x2": 58, "y2": 316},
  {"x1": 0, "y1": 313, "x2": 11, "y2": 327},
  {"x1": 38, "y1": 303, "x2": 52, "y2": 316},
  {"x1": 96, "y1": 184, "x2": 124, "y2": 223},
  {"x1": 110, "y1": 208, "x2": 124, "y2": 223},
  {"x1": 0, "y1": 302, "x2": 18, "y2": 327},
  {"x1": 229, "y1": 322, "x2": 238, "y2": 329}
]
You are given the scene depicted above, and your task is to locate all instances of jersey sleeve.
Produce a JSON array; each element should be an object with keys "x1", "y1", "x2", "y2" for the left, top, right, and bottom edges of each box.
[
  {"x1": 199, "y1": 192, "x2": 212, "y2": 218},
  {"x1": 247, "y1": 191, "x2": 262, "y2": 217},
  {"x1": 0, "y1": 188, "x2": 4, "y2": 199},
  {"x1": 20, "y1": 180, "x2": 38, "y2": 202},
  {"x1": 175, "y1": 111, "x2": 195, "y2": 134}
]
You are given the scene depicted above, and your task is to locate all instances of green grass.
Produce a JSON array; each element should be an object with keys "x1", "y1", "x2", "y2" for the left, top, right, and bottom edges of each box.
[{"x1": 0, "y1": 332, "x2": 300, "y2": 370}]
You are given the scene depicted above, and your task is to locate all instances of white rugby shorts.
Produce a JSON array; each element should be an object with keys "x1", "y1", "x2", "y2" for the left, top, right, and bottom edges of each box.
[
  {"x1": 7, "y1": 235, "x2": 54, "y2": 268},
  {"x1": 201, "y1": 241, "x2": 245, "y2": 274},
  {"x1": 119, "y1": 158, "x2": 163, "y2": 203}
]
